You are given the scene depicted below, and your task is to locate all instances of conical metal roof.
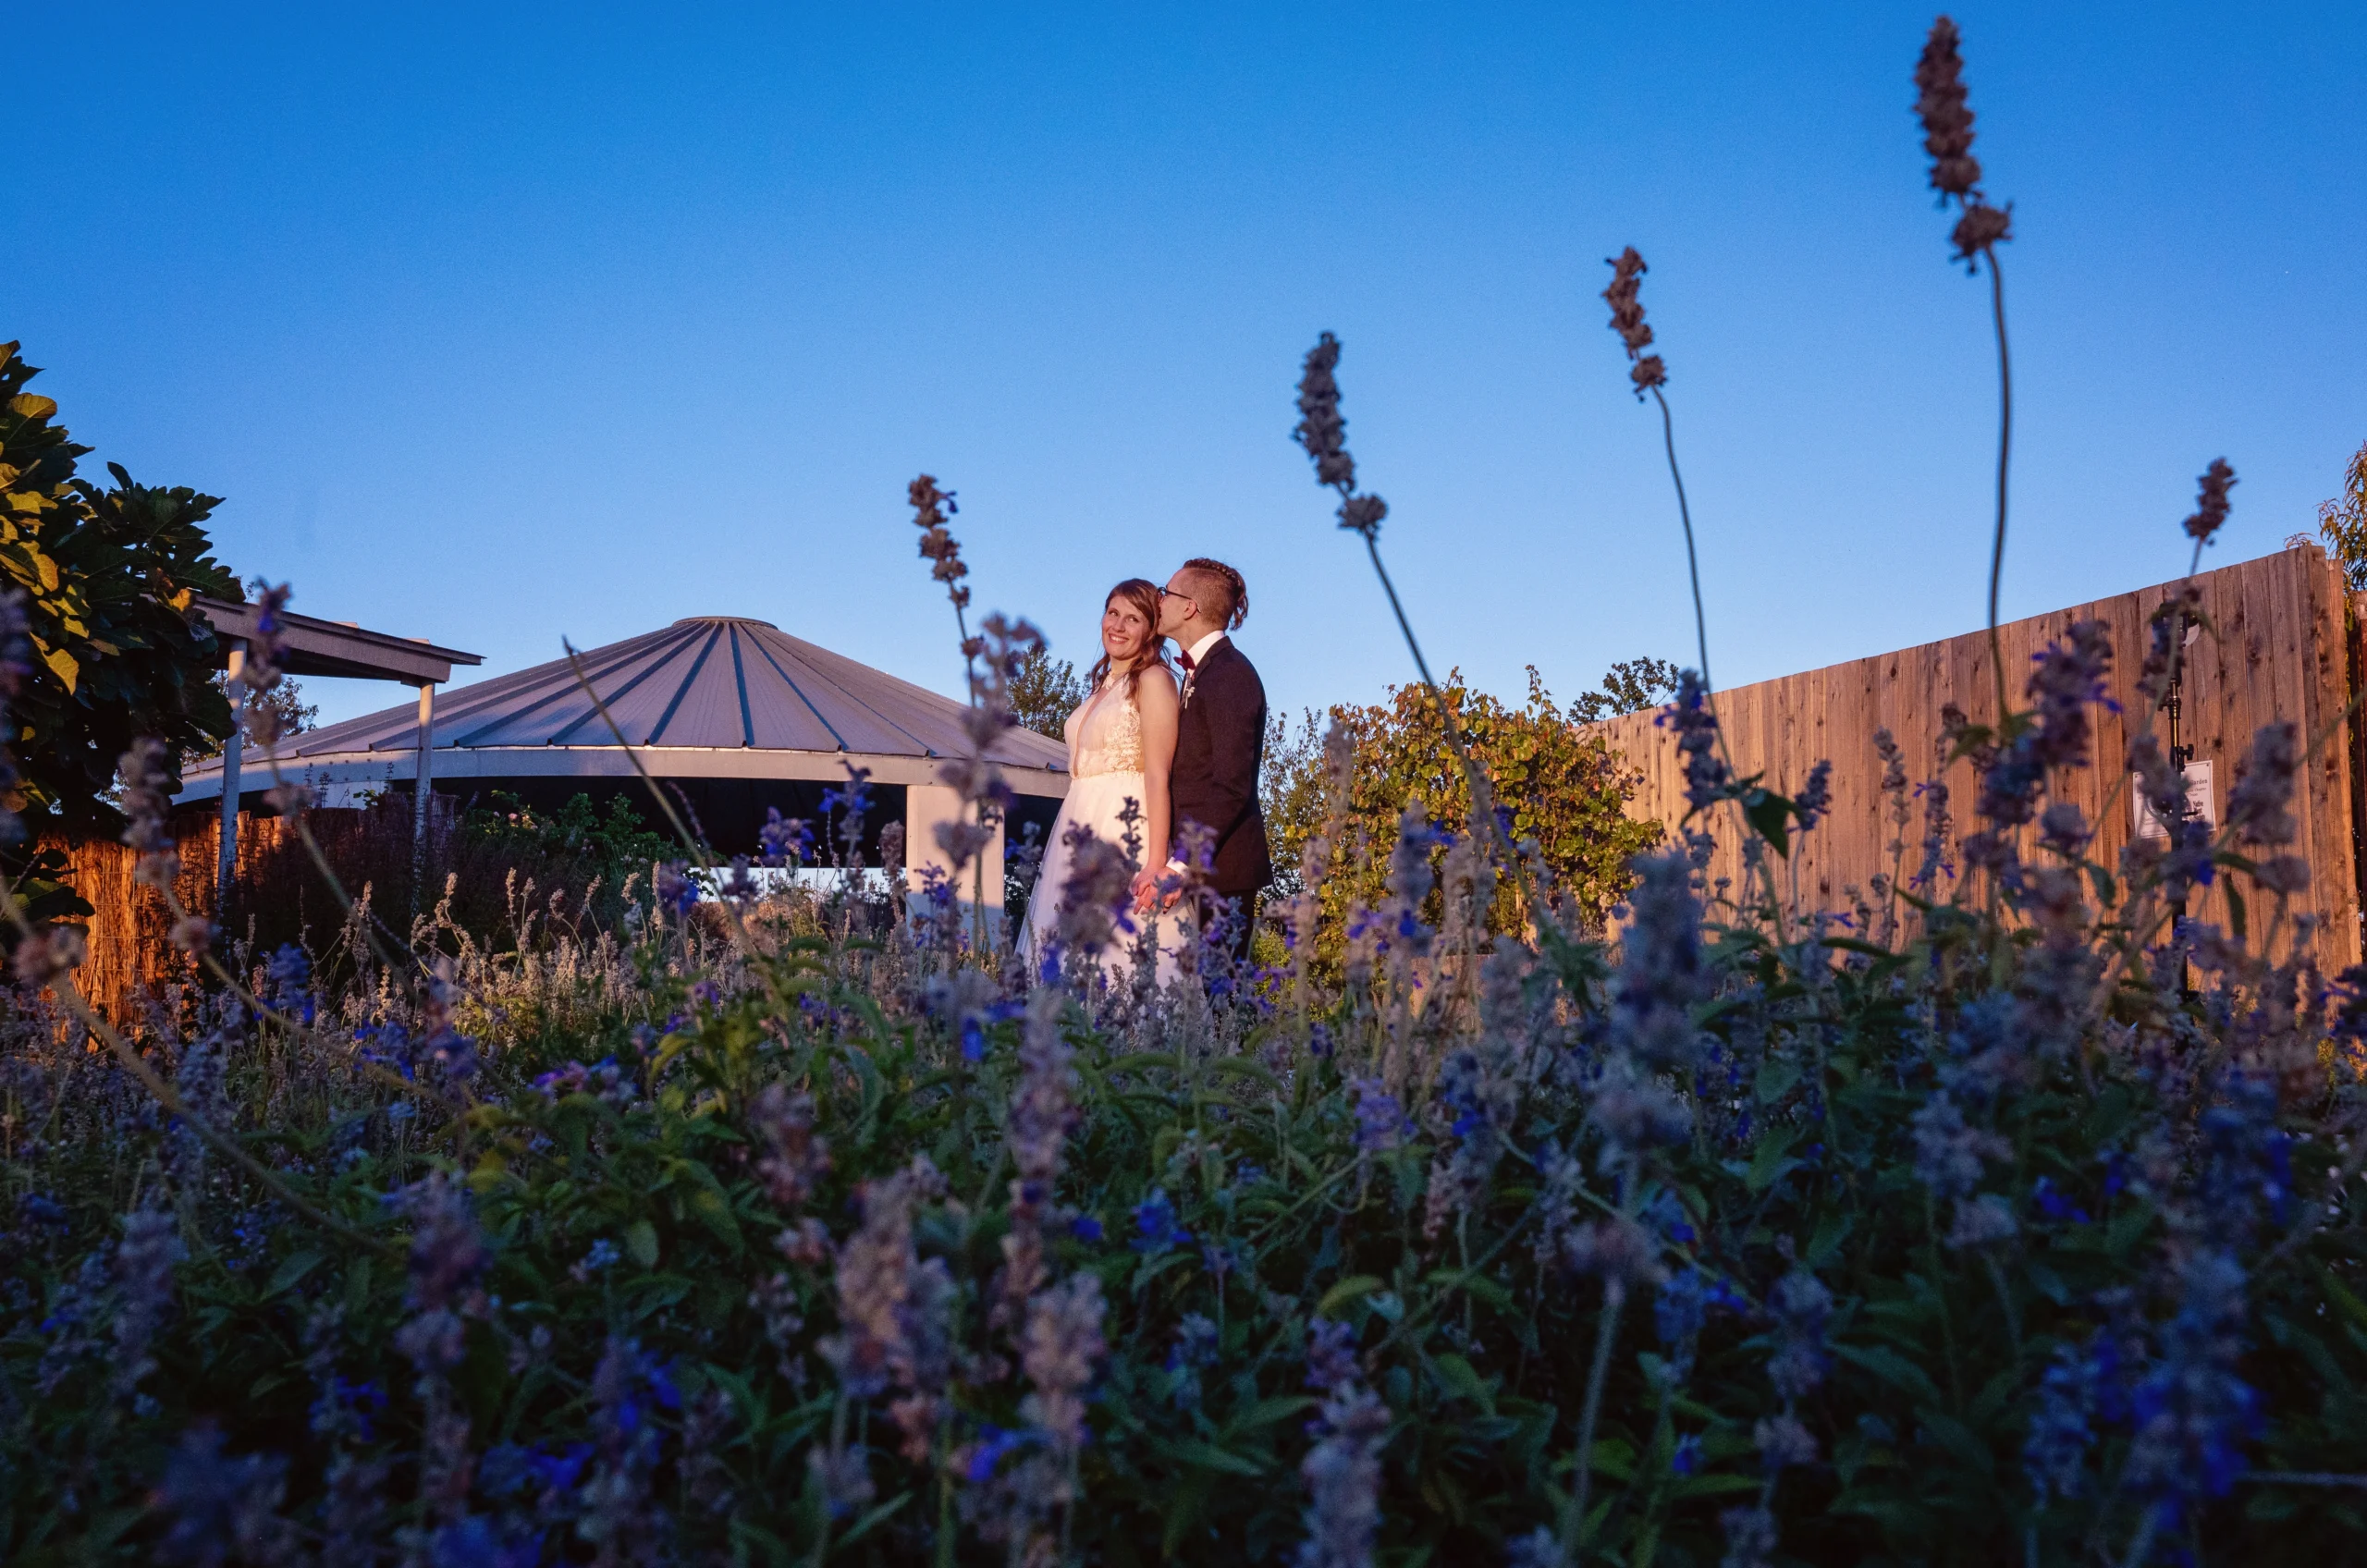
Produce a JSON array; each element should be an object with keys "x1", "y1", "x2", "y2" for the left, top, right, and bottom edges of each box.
[{"x1": 177, "y1": 616, "x2": 1068, "y2": 800}]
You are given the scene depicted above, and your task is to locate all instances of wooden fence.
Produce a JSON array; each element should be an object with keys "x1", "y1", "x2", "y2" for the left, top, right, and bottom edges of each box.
[
  {"x1": 1584, "y1": 545, "x2": 2364, "y2": 969},
  {"x1": 43, "y1": 806, "x2": 440, "y2": 1028}
]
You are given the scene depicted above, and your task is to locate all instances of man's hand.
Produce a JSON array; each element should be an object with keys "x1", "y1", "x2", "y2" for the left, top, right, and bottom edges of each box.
[{"x1": 1128, "y1": 868, "x2": 1160, "y2": 911}]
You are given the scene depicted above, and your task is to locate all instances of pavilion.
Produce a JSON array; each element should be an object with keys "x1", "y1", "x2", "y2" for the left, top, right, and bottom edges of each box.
[{"x1": 174, "y1": 614, "x2": 1069, "y2": 901}]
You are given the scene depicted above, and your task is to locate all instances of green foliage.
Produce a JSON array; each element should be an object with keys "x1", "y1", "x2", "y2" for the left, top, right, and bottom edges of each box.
[
  {"x1": 1009, "y1": 643, "x2": 1089, "y2": 741},
  {"x1": 191, "y1": 672, "x2": 315, "y2": 760},
  {"x1": 0, "y1": 341, "x2": 238, "y2": 835},
  {"x1": 1570, "y1": 655, "x2": 1683, "y2": 726},
  {"x1": 2317, "y1": 438, "x2": 2367, "y2": 592},
  {"x1": 458, "y1": 791, "x2": 675, "y2": 919},
  {"x1": 1266, "y1": 668, "x2": 1661, "y2": 974}
]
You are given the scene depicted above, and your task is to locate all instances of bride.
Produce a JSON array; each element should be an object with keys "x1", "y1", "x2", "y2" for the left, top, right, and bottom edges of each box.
[{"x1": 1021, "y1": 578, "x2": 1188, "y2": 985}]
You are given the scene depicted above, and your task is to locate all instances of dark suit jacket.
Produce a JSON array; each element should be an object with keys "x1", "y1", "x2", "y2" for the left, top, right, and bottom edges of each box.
[{"x1": 1171, "y1": 638, "x2": 1272, "y2": 896}]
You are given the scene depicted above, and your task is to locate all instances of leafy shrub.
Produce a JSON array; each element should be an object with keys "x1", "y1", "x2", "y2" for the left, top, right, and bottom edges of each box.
[{"x1": 1263, "y1": 669, "x2": 1661, "y2": 974}]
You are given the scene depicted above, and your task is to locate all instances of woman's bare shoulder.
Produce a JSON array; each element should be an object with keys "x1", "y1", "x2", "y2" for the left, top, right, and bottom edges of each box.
[{"x1": 1138, "y1": 665, "x2": 1182, "y2": 705}]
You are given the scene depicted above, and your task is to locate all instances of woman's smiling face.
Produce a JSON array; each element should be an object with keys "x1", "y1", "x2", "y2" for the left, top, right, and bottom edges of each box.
[{"x1": 1102, "y1": 594, "x2": 1151, "y2": 661}]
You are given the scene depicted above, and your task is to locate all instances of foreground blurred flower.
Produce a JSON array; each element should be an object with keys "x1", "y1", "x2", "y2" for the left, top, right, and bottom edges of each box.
[
  {"x1": 1914, "y1": 17, "x2": 2012, "y2": 266},
  {"x1": 150, "y1": 1424, "x2": 298, "y2": 1567},
  {"x1": 2182, "y1": 458, "x2": 2238, "y2": 557},
  {"x1": 1602, "y1": 248, "x2": 1667, "y2": 398}
]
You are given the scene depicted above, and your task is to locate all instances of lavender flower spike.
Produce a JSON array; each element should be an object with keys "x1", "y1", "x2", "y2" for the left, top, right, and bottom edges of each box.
[
  {"x1": 2183, "y1": 459, "x2": 2238, "y2": 549},
  {"x1": 1603, "y1": 248, "x2": 1668, "y2": 398}
]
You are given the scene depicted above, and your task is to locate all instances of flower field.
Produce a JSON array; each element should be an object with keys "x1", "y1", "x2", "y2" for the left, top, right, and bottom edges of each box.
[{"x1": 6, "y1": 18, "x2": 2367, "y2": 1567}]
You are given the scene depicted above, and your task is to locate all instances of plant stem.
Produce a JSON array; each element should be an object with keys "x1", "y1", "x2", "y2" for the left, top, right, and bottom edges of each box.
[
  {"x1": 1984, "y1": 244, "x2": 2014, "y2": 726},
  {"x1": 1650, "y1": 387, "x2": 1710, "y2": 695},
  {"x1": 1558, "y1": 1278, "x2": 1628, "y2": 1566}
]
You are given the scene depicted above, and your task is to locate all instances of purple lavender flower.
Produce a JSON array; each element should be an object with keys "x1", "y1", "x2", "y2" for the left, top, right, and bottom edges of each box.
[
  {"x1": 1587, "y1": 1060, "x2": 1692, "y2": 1165},
  {"x1": 758, "y1": 808, "x2": 814, "y2": 867},
  {"x1": 1656, "y1": 670, "x2": 1729, "y2": 812},
  {"x1": 1611, "y1": 850, "x2": 1709, "y2": 1072},
  {"x1": 1296, "y1": 1383, "x2": 1392, "y2": 1568},
  {"x1": 1603, "y1": 248, "x2": 1669, "y2": 398},
  {"x1": 2183, "y1": 458, "x2": 2238, "y2": 548},
  {"x1": 1019, "y1": 1272, "x2": 1107, "y2": 1454},
  {"x1": 1306, "y1": 1318, "x2": 1362, "y2": 1393},
  {"x1": 2123, "y1": 1250, "x2": 2262, "y2": 1529},
  {"x1": 1718, "y1": 1503, "x2": 1779, "y2": 1568},
  {"x1": 1913, "y1": 17, "x2": 1981, "y2": 199},
  {"x1": 1765, "y1": 1269, "x2": 1833, "y2": 1402},
  {"x1": 1165, "y1": 1313, "x2": 1220, "y2": 1404},
  {"x1": 1348, "y1": 1078, "x2": 1411, "y2": 1154},
  {"x1": 1912, "y1": 1093, "x2": 2011, "y2": 1200},
  {"x1": 149, "y1": 1425, "x2": 298, "y2": 1567},
  {"x1": 397, "y1": 1173, "x2": 491, "y2": 1316},
  {"x1": 2195, "y1": 1069, "x2": 2294, "y2": 1251},
  {"x1": 113, "y1": 1205, "x2": 185, "y2": 1398},
  {"x1": 1794, "y1": 760, "x2": 1833, "y2": 832},
  {"x1": 748, "y1": 1083, "x2": 832, "y2": 1210},
  {"x1": 2225, "y1": 722, "x2": 2299, "y2": 848},
  {"x1": 1754, "y1": 1413, "x2": 1818, "y2": 1473},
  {"x1": 2025, "y1": 1336, "x2": 2109, "y2": 1503}
]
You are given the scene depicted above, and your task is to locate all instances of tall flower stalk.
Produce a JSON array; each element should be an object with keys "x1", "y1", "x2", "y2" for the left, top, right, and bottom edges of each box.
[
  {"x1": 1292, "y1": 336, "x2": 1520, "y2": 881},
  {"x1": 1915, "y1": 15, "x2": 2017, "y2": 719},
  {"x1": 1600, "y1": 248, "x2": 1708, "y2": 695}
]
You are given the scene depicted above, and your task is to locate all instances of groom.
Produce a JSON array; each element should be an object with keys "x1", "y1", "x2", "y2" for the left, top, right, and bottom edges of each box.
[{"x1": 1134, "y1": 557, "x2": 1272, "y2": 963}]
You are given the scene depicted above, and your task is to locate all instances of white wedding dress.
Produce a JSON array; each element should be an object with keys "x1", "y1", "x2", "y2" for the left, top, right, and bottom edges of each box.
[{"x1": 1020, "y1": 673, "x2": 1189, "y2": 987}]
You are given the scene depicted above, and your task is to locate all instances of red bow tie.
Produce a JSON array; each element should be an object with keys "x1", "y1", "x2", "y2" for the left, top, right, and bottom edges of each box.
[{"x1": 1178, "y1": 650, "x2": 1196, "y2": 673}]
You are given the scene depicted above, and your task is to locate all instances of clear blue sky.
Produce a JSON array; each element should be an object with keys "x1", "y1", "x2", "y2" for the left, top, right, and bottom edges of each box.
[{"x1": 19, "y1": 3, "x2": 2366, "y2": 737}]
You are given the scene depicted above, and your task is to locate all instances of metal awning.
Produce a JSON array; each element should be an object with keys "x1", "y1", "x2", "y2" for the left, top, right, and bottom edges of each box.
[{"x1": 193, "y1": 595, "x2": 481, "y2": 685}]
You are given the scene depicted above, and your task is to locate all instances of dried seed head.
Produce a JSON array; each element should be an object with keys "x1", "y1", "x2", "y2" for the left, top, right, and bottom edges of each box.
[
  {"x1": 908, "y1": 474, "x2": 970, "y2": 610},
  {"x1": 1603, "y1": 248, "x2": 1654, "y2": 356},
  {"x1": 1294, "y1": 333, "x2": 1355, "y2": 491},
  {"x1": 1603, "y1": 248, "x2": 1669, "y2": 401},
  {"x1": 2183, "y1": 459, "x2": 2238, "y2": 546},
  {"x1": 1951, "y1": 200, "x2": 2013, "y2": 263},
  {"x1": 1914, "y1": 17, "x2": 1982, "y2": 201}
]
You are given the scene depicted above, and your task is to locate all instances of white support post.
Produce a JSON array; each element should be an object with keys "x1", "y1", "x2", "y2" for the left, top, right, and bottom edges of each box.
[
  {"x1": 411, "y1": 680, "x2": 435, "y2": 911},
  {"x1": 216, "y1": 640, "x2": 248, "y2": 914},
  {"x1": 905, "y1": 779, "x2": 1005, "y2": 944}
]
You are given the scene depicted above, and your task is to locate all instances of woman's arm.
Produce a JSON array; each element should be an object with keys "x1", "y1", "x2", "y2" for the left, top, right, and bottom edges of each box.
[{"x1": 1134, "y1": 670, "x2": 1181, "y2": 900}]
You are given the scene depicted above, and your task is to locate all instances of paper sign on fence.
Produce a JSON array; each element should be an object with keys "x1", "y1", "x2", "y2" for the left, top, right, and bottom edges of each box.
[{"x1": 2132, "y1": 761, "x2": 2214, "y2": 840}]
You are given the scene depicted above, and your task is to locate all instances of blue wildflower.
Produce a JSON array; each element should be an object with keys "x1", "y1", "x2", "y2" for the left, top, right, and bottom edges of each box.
[
  {"x1": 1132, "y1": 1189, "x2": 1193, "y2": 1255},
  {"x1": 2032, "y1": 1177, "x2": 2091, "y2": 1225}
]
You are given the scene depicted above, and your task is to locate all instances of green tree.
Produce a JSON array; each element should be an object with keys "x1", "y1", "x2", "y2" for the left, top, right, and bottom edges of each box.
[
  {"x1": 2317, "y1": 437, "x2": 2367, "y2": 591},
  {"x1": 1569, "y1": 655, "x2": 1682, "y2": 724},
  {"x1": 1266, "y1": 668, "x2": 1661, "y2": 976},
  {"x1": 1007, "y1": 642, "x2": 1088, "y2": 741},
  {"x1": 0, "y1": 342, "x2": 239, "y2": 837},
  {"x1": 192, "y1": 672, "x2": 315, "y2": 761}
]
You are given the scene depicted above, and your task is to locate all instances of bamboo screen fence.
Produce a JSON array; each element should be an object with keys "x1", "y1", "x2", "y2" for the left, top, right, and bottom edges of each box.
[
  {"x1": 46, "y1": 811, "x2": 416, "y2": 1028},
  {"x1": 1582, "y1": 545, "x2": 2365, "y2": 970}
]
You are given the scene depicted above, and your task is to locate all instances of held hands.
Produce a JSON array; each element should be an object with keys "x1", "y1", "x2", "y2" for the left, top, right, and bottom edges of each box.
[{"x1": 1130, "y1": 866, "x2": 1188, "y2": 912}]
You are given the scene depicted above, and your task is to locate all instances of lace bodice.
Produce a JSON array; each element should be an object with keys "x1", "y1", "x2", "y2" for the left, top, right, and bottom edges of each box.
[{"x1": 1067, "y1": 680, "x2": 1145, "y2": 778}]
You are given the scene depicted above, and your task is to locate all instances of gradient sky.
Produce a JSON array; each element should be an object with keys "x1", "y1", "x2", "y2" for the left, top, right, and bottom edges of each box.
[{"x1": 19, "y1": 3, "x2": 2366, "y2": 740}]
